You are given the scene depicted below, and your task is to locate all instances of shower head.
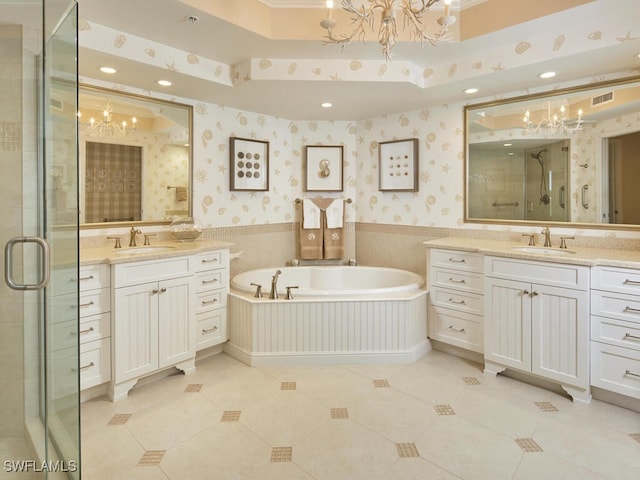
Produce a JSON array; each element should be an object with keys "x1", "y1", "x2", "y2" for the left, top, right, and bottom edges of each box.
[{"x1": 530, "y1": 148, "x2": 548, "y2": 160}]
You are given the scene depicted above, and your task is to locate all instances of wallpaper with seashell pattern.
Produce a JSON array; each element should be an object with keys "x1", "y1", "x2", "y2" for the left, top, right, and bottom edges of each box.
[{"x1": 79, "y1": 3, "x2": 640, "y2": 237}]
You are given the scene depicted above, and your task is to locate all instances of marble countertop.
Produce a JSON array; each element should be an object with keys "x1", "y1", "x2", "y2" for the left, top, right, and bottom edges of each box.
[
  {"x1": 80, "y1": 239, "x2": 234, "y2": 266},
  {"x1": 423, "y1": 237, "x2": 640, "y2": 269}
]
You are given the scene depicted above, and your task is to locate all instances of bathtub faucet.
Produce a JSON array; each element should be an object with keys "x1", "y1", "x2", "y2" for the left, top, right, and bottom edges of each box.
[{"x1": 269, "y1": 269, "x2": 282, "y2": 299}]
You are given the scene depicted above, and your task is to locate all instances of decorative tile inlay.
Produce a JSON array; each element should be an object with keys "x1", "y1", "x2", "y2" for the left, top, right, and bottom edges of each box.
[
  {"x1": 515, "y1": 438, "x2": 543, "y2": 452},
  {"x1": 138, "y1": 450, "x2": 165, "y2": 466},
  {"x1": 271, "y1": 447, "x2": 293, "y2": 463},
  {"x1": 535, "y1": 401, "x2": 559, "y2": 412},
  {"x1": 373, "y1": 379, "x2": 390, "y2": 388},
  {"x1": 281, "y1": 381, "x2": 297, "y2": 391},
  {"x1": 108, "y1": 414, "x2": 132, "y2": 425},
  {"x1": 463, "y1": 376, "x2": 481, "y2": 385},
  {"x1": 396, "y1": 442, "x2": 420, "y2": 458},
  {"x1": 185, "y1": 383, "x2": 203, "y2": 393},
  {"x1": 331, "y1": 408, "x2": 349, "y2": 419},
  {"x1": 434, "y1": 404, "x2": 456, "y2": 415},
  {"x1": 221, "y1": 411, "x2": 241, "y2": 422},
  {"x1": 629, "y1": 433, "x2": 640, "y2": 444}
]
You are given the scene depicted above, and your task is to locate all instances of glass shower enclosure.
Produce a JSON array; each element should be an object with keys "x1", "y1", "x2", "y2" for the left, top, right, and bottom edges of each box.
[{"x1": 1, "y1": 0, "x2": 79, "y2": 477}]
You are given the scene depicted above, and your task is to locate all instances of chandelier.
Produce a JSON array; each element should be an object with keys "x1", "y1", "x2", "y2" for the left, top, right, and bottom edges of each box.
[
  {"x1": 320, "y1": 0, "x2": 456, "y2": 61},
  {"x1": 78, "y1": 101, "x2": 137, "y2": 137},
  {"x1": 522, "y1": 102, "x2": 584, "y2": 136}
]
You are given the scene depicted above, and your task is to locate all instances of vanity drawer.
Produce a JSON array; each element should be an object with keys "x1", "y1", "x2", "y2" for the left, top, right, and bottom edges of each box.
[
  {"x1": 430, "y1": 249, "x2": 483, "y2": 273},
  {"x1": 429, "y1": 305, "x2": 483, "y2": 353},
  {"x1": 195, "y1": 250, "x2": 228, "y2": 272},
  {"x1": 196, "y1": 311, "x2": 225, "y2": 350},
  {"x1": 80, "y1": 338, "x2": 111, "y2": 390},
  {"x1": 592, "y1": 266, "x2": 640, "y2": 295},
  {"x1": 431, "y1": 268, "x2": 484, "y2": 294},
  {"x1": 79, "y1": 287, "x2": 110, "y2": 318},
  {"x1": 78, "y1": 312, "x2": 111, "y2": 345},
  {"x1": 113, "y1": 256, "x2": 192, "y2": 288},
  {"x1": 591, "y1": 290, "x2": 640, "y2": 325},
  {"x1": 429, "y1": 287, "x2": 483, "y2": 316},
  {"x1": 196, "y1": 270, "x2": 227, "y2": 294},
  {"x1": 79, "y1": 264, "x2": 110, "y2": 292},
  {"x1": 484, "y1": 256, "x2": 589, "y2": 291},
  {"x1": 196, "y1": 290, "x2": 226, "y2": 314},
  {"x1": 590, "y1": 342, "x2": 640, "y2": 399}
]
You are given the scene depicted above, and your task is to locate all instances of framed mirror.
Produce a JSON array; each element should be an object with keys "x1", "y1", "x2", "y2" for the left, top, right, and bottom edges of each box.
[
  {"x1": 76, "y1": 85, "x2": 192, "y2": 228},
  {"x1": 465, "y1": 75, "x2": 640, "y2": 229}
]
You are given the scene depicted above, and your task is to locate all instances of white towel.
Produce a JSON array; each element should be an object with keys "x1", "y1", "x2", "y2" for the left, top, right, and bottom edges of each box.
[
  {"x1": 325, "y1": 199, "x2": 344, "y2": 229},
  {"x1": 302, "y1": 199, "x2": 321, "y2": 229}
]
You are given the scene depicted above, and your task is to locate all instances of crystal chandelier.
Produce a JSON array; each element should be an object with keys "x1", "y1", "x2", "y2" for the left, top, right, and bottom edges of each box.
[
  {"x1": 522, "y1": 102, "x2": 584, "y2": 136},
  {"x1": 78, "y1": 101, "x2": 137, "y2": 137},
  {"x1": 320, "y1": 0, "x2": 456, "y2": 61}
]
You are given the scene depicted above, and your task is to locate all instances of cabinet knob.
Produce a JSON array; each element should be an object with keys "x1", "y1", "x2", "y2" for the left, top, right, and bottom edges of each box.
[
  {"x1": 160, "y1": 287, "x2": 167, "y2": 293},
  {"x1": 522, "y1": 290, "x2": 530, "y2": 295},
  {"x1": 152, "y1": 289, "x2": 159, "y2": 294},
  {"x1": 531, "y1": 291, "x2": 539, "y2": 297}
]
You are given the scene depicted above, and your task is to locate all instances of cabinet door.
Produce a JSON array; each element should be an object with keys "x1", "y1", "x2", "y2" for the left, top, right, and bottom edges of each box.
[
  {"x1": 158, "y1": 276, "x2": 194, "y2": 369},
  {"x1": 114, "y1": 282, "x2": 159, "y2": 382},
  {"x1": 531, "y1": 284, "x2": 589, "y2": 388},
  {"x1": 484, "y1": 277, "x2": 531, "y2": 371}
]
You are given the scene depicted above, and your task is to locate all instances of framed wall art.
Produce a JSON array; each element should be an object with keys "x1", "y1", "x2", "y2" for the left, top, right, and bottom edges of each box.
[
  {"x1": 305, "y1": 145, "x2": 343, "y2": 192},
  {"x1": 230, "y1": 137, "x2": 269, "y2": 191},
  {"x1": 378, "y1": 138, "x2": 419, "y2": 192}
]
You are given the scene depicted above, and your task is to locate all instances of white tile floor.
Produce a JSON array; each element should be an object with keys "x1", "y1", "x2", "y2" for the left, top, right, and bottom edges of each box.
[{"x1": 81, "y1": 350, "x2": 640, "y2": 480}]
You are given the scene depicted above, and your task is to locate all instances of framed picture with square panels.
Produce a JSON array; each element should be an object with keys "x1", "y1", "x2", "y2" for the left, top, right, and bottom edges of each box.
[
  {"x1": 378, "y1": 138, "x2": 419, "y2": 192},
  {"x1": 230, "y1": 137, "x2": 269, "y2": 191}
]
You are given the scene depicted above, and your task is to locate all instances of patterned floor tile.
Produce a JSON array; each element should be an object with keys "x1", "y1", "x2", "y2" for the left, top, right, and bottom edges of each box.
[
  {"x1": 281, "y1": 381, "x2": 297, "y2": 391},
  {"x1": 434, "y1": 404, "x2": 455, "y2": 415},
  {"x1": 221, "y1": 410, "x2": 241, "y2": 422},
  {"x1": 138, "y1": 450, "x2": 165, "y2": 466},
  {"x1": 515, "y1": 437, "x2": 543, "y2": 452},
  {"x1": 396, "y1": 442, "x2": 420, "y2": 458},
  {"x1": 184, "y1": 383, "x2": 203, "y2": 393},
  {"x1": 108, "y1": 414, "x2": 132, "y2": 425},
  {"x1": 373, "y1": 379, "x2": 390, "y2": 388},
  {"x1": 463, "y1": 376, "x2": 481, "y2": 385},
  {"x1": 330, "y1": 407, "x2": 349, "y2": 419},
  {"x1": 535, "y1": 401, "x2": 559, "y2": 412},
  {"x1": 271, "y1": 447, "x2": 293, "y2": 462}
]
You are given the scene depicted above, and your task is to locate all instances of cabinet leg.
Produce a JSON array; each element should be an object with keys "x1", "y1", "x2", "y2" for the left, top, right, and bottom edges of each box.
[
  {"x1": 175, "y1": 358, "x2": 196, "y2": 375},
  {"x1": 561, "y1": 384, "x2": 592, "y2": 404},
  {"x1": 483, "y1": 360, "x2": 507, "y2": 376},
  {"x1": 109, "y1": 379, "x2": 138, "y2": 402}
]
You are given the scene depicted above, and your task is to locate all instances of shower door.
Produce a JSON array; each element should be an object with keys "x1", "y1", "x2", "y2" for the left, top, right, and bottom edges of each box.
[{"x1": 1, "y1": 0, "x2": 79, "y2": 477}]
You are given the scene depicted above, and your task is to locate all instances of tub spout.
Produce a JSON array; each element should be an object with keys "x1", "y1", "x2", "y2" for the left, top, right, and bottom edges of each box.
[{"x1": 269, "y1": 269, "x2": 282, "y2": 299}]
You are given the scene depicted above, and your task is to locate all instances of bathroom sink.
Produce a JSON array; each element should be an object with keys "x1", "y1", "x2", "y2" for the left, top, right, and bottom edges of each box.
[
  {"x1": 510, "y1": 246, "x2": 575, "y2": 256},
  {"x1": 113, "y1": 245, "x2": 176, "y2": 255}
]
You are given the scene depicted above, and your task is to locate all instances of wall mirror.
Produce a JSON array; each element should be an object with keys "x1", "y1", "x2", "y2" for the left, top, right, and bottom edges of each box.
[
  {"x1": 465, "y1": 75, "x2": 640, "y2": 229},
  {"x1": 76, "y1": 85, "x2": 192, "y2": 228}
]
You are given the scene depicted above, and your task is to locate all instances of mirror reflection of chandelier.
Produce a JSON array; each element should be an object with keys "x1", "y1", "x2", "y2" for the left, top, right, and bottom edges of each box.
[
  {"x1": 320, "y1": 0, "x2": 456, "y2": 61},
  {"x1": 522, "y1": 102, "x2": 584, "y2": 136},
  {"x1": 78, "y1": 100, "x2": 137, "y2": 137}
]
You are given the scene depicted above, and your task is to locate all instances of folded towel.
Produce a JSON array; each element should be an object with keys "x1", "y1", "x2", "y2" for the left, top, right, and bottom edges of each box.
[
  {"x1": 299, "y1": 223, "x2": 323, "y2": 260},
  {"x1": 325, "y1": 199, "x2": 344, "y2": 229},
  {"x1": 302, "y1": 199, "x2": 321, "y2": 229},
  {"x1": 323, "y1": 217, "x2": 344, "y2": 260},
  {"x1": 175, "y1": 186, "x2": 188, "y2": 201}
]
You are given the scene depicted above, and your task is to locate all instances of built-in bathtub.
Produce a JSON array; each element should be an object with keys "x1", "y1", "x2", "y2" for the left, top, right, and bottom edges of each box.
[{"x1": 225, "y1": 266, "x2": 429, "y2": 366}]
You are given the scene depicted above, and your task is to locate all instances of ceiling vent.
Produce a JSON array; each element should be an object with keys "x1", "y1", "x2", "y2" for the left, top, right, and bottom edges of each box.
[{"x1": 591, "y1": 91, "x2": 614, "y2": 107}]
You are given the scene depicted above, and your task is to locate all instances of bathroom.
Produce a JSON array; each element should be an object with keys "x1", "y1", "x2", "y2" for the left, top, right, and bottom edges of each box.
[{"x1": 3, "y1": 0, "x2": 640, "y2": 478}]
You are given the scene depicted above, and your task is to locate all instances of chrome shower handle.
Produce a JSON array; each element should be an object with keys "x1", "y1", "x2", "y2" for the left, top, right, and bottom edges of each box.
[{"x1": 4, "y1": 236, "x2": 50, "y2": 291}]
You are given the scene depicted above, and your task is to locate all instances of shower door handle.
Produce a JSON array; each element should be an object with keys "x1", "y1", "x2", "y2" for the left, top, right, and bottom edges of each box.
[
  {"x1": 581, "y1": 185, "x2": 589, "y2": 209},
  {"x1": 4, "y1": 236, "x2": 51, "y2": 291},
  {"x1": 559, "y1": 186, "x2": 566, "y2": 209}
]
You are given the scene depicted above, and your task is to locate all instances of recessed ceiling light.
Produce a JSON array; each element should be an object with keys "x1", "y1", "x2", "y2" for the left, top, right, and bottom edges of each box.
[
  {"x1": 538, "y1": 71, "x2": 557, "y2": 79},
  {"x1": 464, "y1": 88, "x2": 478, "y2": 94},
  {"x1": 636, "y1": 52, "x2": 640, "y2": 59},
  {"x1": 99, "y1": 66, "x2": 116, "y2": 74},
  {"x1": 503, "y1": 143, "x2": 512, "y2": 147},
  {"x1": 321, "y1": 102, "x2": 333, "y2": 108},
  {"x1": 157, "y1": 80, "x2": 172, "y2": 87}
]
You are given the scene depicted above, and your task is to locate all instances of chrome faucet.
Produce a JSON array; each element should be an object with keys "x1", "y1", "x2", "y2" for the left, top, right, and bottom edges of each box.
[
  {"x1": 129, "y1": 226, "x2": 142, "y2": 247},
  {"x1": 269, "y1": 269, "x2": 282, "y2": 299},
  {"x1": 541, "y1": 227, "x2": 552, "y2": 247}
]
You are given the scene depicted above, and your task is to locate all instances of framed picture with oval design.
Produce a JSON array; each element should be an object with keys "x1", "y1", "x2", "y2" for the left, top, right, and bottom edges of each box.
[
  {"x1": 378, "y1": 138, "x2": 419, "y2": 192},
  {"x1": 305, "y1": 145, "x2": 343, "y2": 192},
  {"x1": 230, "y1": 136, "x2": 270, "y2": 191}
]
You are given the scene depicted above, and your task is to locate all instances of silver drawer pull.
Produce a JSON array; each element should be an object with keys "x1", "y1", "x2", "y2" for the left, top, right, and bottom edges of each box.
[
  {"x1": 624, "y1": 333, "x2": 640, "y2": 341},
  {"x1": 71, "y1": 327, "x2": 95, "y2": 336},
  {"x1": 78, "y1": 301, "x2": 94, "y2": 308},
  {"x1": 448, "y1": 278, "x2": 466, "y2": 284},
  {"x1": 202, "y1": 258, "x2": 219, "y2": 263},
  {"x1": 448, "y1": 298, "x2": 466, "y2": 305},
  {"x1": 79, "y1": 275, "x2": 95, "y2": 281},
  {"x1": 202, "y1": 279, "x2": 219, "y2": 284},
  {"x1": 623, "y1": 279, "x2": 640, "y2": 286},
  {"x1": 625, "y1": 370, "x2": 640, "y2": 379},
  {"x1": 448, "y1": 325, "x2": 466, "y2": 333},
  {"x1": 448, "y1": 258, "x2": 466, "y2": 263},
  {"x1": 71, "y1": 362, "x2": 95, "y2": 372},
  {"x1": 202, "y1": 299, "x2": 219, "y2": 305},
  {"x1": 623, "y1": 306, "x2": 640, "y2": 314},
  {"x1": 202, "y1": 326, "x2": 218, "y2": 334}
]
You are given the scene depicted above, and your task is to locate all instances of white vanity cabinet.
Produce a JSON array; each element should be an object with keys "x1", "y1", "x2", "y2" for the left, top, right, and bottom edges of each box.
[
  {"x1": 590, "y1": 266, "x2": 640, "y2": 399},
  {"x1": 484, "y1": 256, "x2": 591, "y2": 402},
  {"x1": 111, "y1": 255, "x2": 196, "y2": 401},
  {"x1": 427, "y1": 248, "x2": 484, "y2": 353},
  {"x1": 193, "y1": 250, "x2": 229, "y2": 350}
]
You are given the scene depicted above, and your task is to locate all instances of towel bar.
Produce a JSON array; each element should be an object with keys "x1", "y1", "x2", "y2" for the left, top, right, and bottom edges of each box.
[{"x1": 295, "y1": 197, "x2": 352, "y2": 204}]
